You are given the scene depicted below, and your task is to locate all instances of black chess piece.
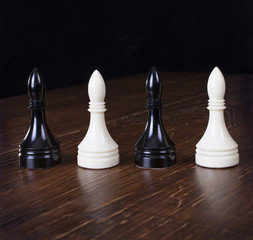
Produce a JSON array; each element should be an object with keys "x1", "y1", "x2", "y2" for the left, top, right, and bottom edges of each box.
[
  {"x1": 19, "y1": 68, "x2": 61, "y2": 169},
  {"x1": 134, "y1": 67, "x2": 176, "y2": 168}
]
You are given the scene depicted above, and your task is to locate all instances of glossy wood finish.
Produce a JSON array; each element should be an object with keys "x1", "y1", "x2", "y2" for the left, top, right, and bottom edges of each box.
[{"x1": 0, "y1": 72, "x2": 253, "y2": 239}]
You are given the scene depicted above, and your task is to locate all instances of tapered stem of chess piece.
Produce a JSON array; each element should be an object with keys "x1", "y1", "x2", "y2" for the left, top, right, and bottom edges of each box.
[
  {"x1": 77, "y1": 70, "x2": 119, "y2": 169},
  {"x1": 19, "y1": 68, "x2": 61, "y2": 169},
  {"x1": 195, "y1": 67, "x2": 239, "y2": 168},
  {"x1": 134, "y1": 67, "x2": 176, "y2": 168}
]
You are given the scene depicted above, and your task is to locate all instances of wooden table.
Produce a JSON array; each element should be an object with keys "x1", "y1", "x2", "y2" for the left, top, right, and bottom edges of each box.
[{"x1": 1, "y1": 72, "x2": 253, "y2": 239}]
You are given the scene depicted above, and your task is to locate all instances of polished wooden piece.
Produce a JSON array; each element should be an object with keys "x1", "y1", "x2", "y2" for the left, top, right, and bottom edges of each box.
[
  {"x1": 19, "y1": 68, "x2": 61, "y2": 169},
  {"x1": 135, "y1": 67, "x2": 176, "y2": 168},
  {"x1": 0, "y1": 72, "x2": 253, "y2": 239}
]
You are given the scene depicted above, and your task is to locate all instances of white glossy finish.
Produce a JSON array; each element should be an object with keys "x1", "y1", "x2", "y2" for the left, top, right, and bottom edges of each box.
[
  {"x1": 195, "y1": 67, "x2": 239, "y2": 168},
  {"x1": 77, "y1": 70, "x2": 119, "y2": 169}
]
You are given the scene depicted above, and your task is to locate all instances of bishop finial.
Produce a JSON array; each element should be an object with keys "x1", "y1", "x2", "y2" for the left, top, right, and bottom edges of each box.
[
  {"x1": 207, "y1": 67, "x2": 226, "y2": 100},
  {"x1": 146, "y1": 67, "x2": 163, "y2": 100},
  {"x1": 28, "y1": 68, "x2": 45, "y2": 101},
  {"x1": 88, "y1": 70, "x2": 106, "y2": 103}
]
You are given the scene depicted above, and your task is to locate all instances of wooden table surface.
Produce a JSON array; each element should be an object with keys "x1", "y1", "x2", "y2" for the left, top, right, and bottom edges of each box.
[{"x1": 0, "y1": 72, "x2": 253, "y2": 239}]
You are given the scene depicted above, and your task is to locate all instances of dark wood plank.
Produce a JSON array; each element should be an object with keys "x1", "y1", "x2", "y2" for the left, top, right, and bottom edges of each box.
[{"x1": 0, "y1": 72, "x2": 253, "y2": 239}]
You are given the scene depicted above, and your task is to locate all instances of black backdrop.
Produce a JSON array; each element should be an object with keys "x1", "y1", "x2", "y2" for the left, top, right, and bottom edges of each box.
[{"x1": 1, "y1": 0, "x2": 253, "y2": 98}]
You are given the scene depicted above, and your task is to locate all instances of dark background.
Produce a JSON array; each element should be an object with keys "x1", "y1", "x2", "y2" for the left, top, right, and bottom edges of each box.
[{"x1": 1, "y1": 0, "x2": 253, "y2": 98}]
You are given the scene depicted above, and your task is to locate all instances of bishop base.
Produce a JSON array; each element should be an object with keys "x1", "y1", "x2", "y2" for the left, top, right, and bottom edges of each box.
[
  {"x1": 19, "y1": 146, "x2": 61, "y2": 169},
  {"x1": 78, "y1": 148, "x2": 119, "y2": 169},
  {"x1": 196, "y1": 147, "x2": 239, "y2": 168},
  {"x1": 134, "y1": 147, "x2": 176, "y2": 169}
]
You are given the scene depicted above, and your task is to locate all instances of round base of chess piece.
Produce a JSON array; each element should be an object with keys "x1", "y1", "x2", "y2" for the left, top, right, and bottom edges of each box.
[
  {"x1": 19, "y1": 146, "x2": 61, "y2": 169},
  {"x1": 134, "y1": 147, "x2": 176, "y2": 169},
  {"x1": 195, "y1": 147, "x2": 239, "y2": 168},
  {"x1": 77, "y1": 148, "x2": 119, "y2": 169}
]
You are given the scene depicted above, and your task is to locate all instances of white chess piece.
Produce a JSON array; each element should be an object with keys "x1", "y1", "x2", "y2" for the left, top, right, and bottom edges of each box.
[
  {"x1": 195, "y1": 67, "x2": 239, "y2": 168},
  {"x1": 77, "y1": 70, "x2": 119, "y2": 169}
]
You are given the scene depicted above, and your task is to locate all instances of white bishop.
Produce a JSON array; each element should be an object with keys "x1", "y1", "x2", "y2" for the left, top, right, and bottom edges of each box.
[
  {"x1": 77, "y1": 70, "x2": 119, "y2": 169},
  {"x1": 195, "y1": 67, "x2": 239, "y2": 168}
]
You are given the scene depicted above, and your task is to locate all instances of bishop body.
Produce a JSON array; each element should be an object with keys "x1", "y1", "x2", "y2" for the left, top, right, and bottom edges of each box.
[
  {"x1": 195, "y1": 67, "x2": 239, "y2": 168},
  {"x1": 134, "y1": 67, "x2": 176, "y2": 168},
  {"x1": 19, "y1": 68, "x2": 61, "y2": 169},
  {"x1": 77, "y1": 70, "x2": 119, "y2": 169}
]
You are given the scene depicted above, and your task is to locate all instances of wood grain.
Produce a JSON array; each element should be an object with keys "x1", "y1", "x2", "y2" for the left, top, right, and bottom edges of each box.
[{"x1": 0, "y1": 72, "x2": 253, "y2": 239}]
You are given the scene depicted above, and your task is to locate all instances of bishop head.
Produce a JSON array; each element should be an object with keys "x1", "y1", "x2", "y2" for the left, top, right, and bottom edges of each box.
[
  {"x1": 88, "y1": 70, "x2": 106, "y2": 103},
  {"x1": 146, "y1": 66, "x2": 163, "y2": 100},
  {"x1": 28, "y1": 68, "x2": 45, "y2": 101},
  {"x1": 207, "y1": 67, "x2": 226, "y2": 101}
]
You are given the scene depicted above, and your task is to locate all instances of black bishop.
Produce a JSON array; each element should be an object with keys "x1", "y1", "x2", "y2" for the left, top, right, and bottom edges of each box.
[
  {"x1": 134, "y1": 67, "x2": 176, "y2": 168},
  {"x1": 19, "y1": 68, "x2": 61, "y2": 169}
]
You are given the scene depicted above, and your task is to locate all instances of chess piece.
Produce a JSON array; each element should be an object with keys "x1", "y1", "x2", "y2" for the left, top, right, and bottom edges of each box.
[
  {"x1": 77, "y1": 70, "x2": 119, "y2": 169},
  {"x1": 134, "y1": 67, "x2": 176, "y2": 168},
  {"x1": 19, "y1": 68, "x2": 61, "y2": 169},
  {"x1": 195, "y1": 67, "x2": 239, "y2": 168}
]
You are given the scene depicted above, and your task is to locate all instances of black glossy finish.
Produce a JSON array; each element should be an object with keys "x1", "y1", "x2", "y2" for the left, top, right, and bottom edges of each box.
[
  {"x1": 19, "y1": 68, "x2": 61, "y2": 169},
  {"x1": 134, "y1": 67, "x2": 176, "y2": 168}
]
